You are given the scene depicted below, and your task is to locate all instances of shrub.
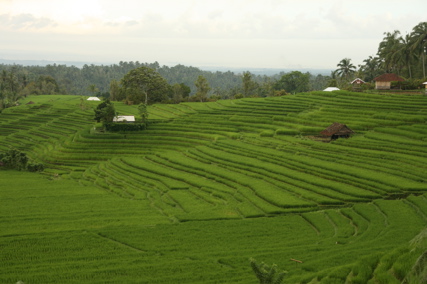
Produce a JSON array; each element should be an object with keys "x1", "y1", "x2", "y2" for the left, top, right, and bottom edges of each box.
[
  {"x1": 275, "y1": 129, "x2": 299, "y2": 135},
  {"x1": 27, "y1": 163, "x2": 45, "y2": 172},
  {"x1": 260, "y1": 130, "x2": 275, "y2": 137},
  {"x1": 104, "y1": 123, "x2": 146, "y2": 132},
  {"x1": 0, "y1": 149, "x2": 28, "y2": 170}
]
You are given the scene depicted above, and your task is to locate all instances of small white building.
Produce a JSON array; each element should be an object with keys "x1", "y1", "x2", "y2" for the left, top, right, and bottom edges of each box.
[
  {"x1": 87, "y1": 97, "x2": 101, "y2": 101},
  {"x1": 113, "y1": 116, "x2": 135, "y2": 123},
  {"x1": 323, "y1": 87, "x2": 340, "y2": 92}
]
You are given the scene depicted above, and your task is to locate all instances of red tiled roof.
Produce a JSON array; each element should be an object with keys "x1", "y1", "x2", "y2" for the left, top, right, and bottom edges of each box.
[
  {"x1": 320, "y1": 122, "x2": 354, "y2": 136},
  {"x1": 373, "y1": 73, "x2": 404, "y2": 82}
]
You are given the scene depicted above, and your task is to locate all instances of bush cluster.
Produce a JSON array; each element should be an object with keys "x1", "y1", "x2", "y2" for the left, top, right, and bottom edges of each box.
[
  {"x1": 27, "y1": 163, "x2": 45, "y2": 172},
  {"x1": 104, "y1": 123, "x2": 147, "y2": 132},
  {"x1": 391, "y1": 79, "x2": 427, "y2": 90},
  {"x1": 0, "y1": 149, "x2": 44, "y2": 172}
]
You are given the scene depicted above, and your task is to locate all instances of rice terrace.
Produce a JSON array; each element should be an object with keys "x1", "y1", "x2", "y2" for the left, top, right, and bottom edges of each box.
[{"x1": 1, "y1": 90, "x2": 427, "y2": 283}]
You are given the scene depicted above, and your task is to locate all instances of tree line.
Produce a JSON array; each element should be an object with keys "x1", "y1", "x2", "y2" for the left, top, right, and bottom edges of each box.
[
  {"x1": 332, "y1": 22, "x2": 427, "y2": 88},
  {"x1": 0, "y1": 61, "x2": 328, "y2": 109}
]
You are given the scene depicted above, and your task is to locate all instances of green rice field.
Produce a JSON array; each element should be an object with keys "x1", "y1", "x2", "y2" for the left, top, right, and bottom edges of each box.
[{"x1": 1, "y1": 92, "x2": 427, "y2": 283}]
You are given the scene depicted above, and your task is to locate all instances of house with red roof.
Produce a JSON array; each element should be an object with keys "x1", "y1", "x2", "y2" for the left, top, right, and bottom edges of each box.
[{"x1": 373, "y1": 73, "x2": 404, "y2": 90}]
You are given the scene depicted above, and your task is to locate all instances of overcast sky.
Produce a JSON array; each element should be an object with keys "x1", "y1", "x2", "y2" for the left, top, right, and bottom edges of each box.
[{"x1": 0, "y1": 0, "x2": 426, "y2": 69}]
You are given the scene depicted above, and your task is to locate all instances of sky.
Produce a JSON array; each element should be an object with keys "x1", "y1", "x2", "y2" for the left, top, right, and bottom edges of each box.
[{"x1": 0, "y1": 0, "x2": 426, "y2": 69}]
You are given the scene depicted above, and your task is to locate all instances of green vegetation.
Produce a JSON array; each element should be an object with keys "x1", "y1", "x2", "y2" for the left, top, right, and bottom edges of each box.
[
  {"x1": 0, "y1": 61, "x2": 332, "y2": 107},
  {"x1": 93, "y1": 99, "x2": 116, "y2": 124},
  {"x1": 250, "y1": 258, "x2": 287, "y2": 284},
  {"x1": 1, "y1": 91, "x2": 427, "y2": 283},
  {"x1": 0, "y1": 148, "x2": 44, "y2": 172},
  {"x1": 118, "y1": 66, "x2": 171, "y2": 105},
  {"x1": 336, "y1": 21, "x2": 427, "y2": 89}
]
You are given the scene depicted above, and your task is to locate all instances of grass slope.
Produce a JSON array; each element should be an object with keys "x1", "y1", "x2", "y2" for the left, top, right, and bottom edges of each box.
[{"x1": 1, "y1": 92, "x2": 427, "y2": 283}]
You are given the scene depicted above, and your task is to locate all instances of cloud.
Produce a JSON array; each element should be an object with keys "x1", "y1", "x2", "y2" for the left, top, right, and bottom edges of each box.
[
  {"x1": 0, "y1": 13, "x2": 57, "y2": 30},
  {"x1": 208, "y1": 10, "x2": 224, "y2": 20},
  {"x1": 0, "y1": 0, "x2": 425, "y2": 69}
]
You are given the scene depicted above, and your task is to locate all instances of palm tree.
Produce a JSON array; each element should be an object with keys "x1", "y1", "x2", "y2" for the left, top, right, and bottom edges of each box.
[
  {"x1": 394, "y1": 34, "x2": 415, "y2": 78},
  {"x1": 335, "y1": 58, "x2": 356, "y2": 81},
  {"x1": 360, "y1": 56, "x2": 382, "y2": 82},
  {"x1": 410, "y1": 22, "x2": 427, "y2": 78},
  {"x1": 377, "y1": 30, "x2": 402, "y2": 73}
]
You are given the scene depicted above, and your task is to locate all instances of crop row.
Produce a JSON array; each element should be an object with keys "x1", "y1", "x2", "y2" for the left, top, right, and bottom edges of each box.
[{"x1": 5, "y1": 193, "x2": 425, "y2": 283}]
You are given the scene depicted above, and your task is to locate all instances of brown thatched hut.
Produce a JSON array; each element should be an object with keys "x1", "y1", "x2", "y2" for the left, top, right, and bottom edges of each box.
[
  {"x1": 373, "y1": 73, "x2": 404, "y2": 90},
  {"x1": 320, "y1": 123, "x2": 354, "y2": 140}
]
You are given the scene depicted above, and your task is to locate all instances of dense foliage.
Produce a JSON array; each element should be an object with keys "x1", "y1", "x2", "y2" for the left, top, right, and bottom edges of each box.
[
  {"x1": 104, "y1": 122, "x2": 146, "y2": 132},
  {"x1": 0, "y1": 149, "x2": 44, "y2": 172},
  {"x1": 0, "y1": 61, "x2": 332, "y2": 109},
  {"x1": 93, "y1": 99, "x2": 116, "y2": 124},
  {"x1": 117, "y1": 66, "x2": 171, "y2": 105},
  {"x1": 335, "y1": 22, "x2": 427, "y2": 86}
]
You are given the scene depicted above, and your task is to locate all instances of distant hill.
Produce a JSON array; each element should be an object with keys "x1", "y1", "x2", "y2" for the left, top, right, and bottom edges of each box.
[
  {"x1": 0, "y1": 58, "x2": 103, "y2": 68},
  {"x1": 200, "y1": 66, "x2": 332, "y2": 76},
  {"x1": 0, "y1": 58, "x2": 332, "y2": 76}
]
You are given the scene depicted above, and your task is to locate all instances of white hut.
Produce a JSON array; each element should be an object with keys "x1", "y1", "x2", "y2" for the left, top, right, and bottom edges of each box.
[
  {"x1": 323, "y1": 87, "x2": 340, "y2": 92},
  {"x1": 87, "y1": 97, "x2": 101, "y2": 101},
  {"x1": 113, "y1": 116, "x2": 135, "y2": 123}
]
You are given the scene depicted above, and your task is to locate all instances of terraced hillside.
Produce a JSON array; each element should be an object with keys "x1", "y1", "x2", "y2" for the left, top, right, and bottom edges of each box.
[{"x1": 1, "y1": 92, "x2": 427, "y2": 283}]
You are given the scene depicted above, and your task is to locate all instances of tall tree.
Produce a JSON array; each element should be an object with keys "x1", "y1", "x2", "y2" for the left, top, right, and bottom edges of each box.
[
  {"x1": 410, "y1": 22, "x2": 427, "y2": 78},
  {"x1": 335, "y1": 58, "x2": 356, "y2": 81},
  {"x1": 94, "y1": 99, "x2": 116, "y2": 124},
  {"x1": 0, "y1": 70, "x2": 21, "y2": 108},
  {"x1": 377, "y1": 30, "x2": 402, "y2": 73},
  {"x1": 138, "y1": 103, "x2": 148, "y2": 125},
  {"x1": 274, "y1": 71, "x2": 310, "y2": 94},
  {"x1": 395, "y1": 34, "x2": 415, "y2": 78},
  {"x1": 171, "y1": 83, "x2": 191, "y2": 103},
  {"x1": 120, "y1": 66, "x2": 170, "y2": 105},
  {"x1": 242, "y1": 71, "x2": 258, "y2": 97},
  {"x1": 194, "y1": 75, "x2": 211, "y2": 102},
  {"x1": 109, "y1": 80, "x2": 122, "y2": 101},
  {"x1": 360, "y1": 56, "x2": 382, "y2": 82}
]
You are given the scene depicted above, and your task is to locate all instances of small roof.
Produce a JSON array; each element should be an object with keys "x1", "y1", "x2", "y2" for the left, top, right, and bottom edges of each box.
[
  {"x1": 373, "y1": 73, "x2": 404, "y2": 82},
  {"x1": 351, "y1": 78, "x2": 365, "y2": 84},
  {"x1": 320, "y1": 122, "x2": 354, "y2": 136},
  {"x1": 113, "y1": 115, "x2": 135, "y2": 122},
  {"x1": 87, "y1": 97, "x2": 101, "y2": 101},
  {"x1": 323, "y1": 87, "x2": 340, "y2": 92},
  {"x1": 423, "y1": 82, "x2": 427, "y2": 85}
]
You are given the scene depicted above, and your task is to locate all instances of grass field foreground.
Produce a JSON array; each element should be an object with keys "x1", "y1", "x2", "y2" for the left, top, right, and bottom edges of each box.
[{"x1": 1, "y1": 92, "x2": 427, "y2": 283}]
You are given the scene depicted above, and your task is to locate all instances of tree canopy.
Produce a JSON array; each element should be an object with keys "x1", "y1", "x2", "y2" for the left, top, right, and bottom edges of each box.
[
  {"x1": 335, "y1": 58, "x2": 356, "y2": 80},
  {"x1": 94, "y1": 99, "x2": 116, "y2": 124},
  {"x1": 194, "y1": 75, "x2": 211, "y2": 102},
  {"x1": 357, "y1": 21, "x2": 427, "y2": 81},
  {"x1": 119, "y1": 66, "x2": 171, "y2": 105},
  {"x1": 274, "y1": 71, "x2": 310, "y2": 94}
]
